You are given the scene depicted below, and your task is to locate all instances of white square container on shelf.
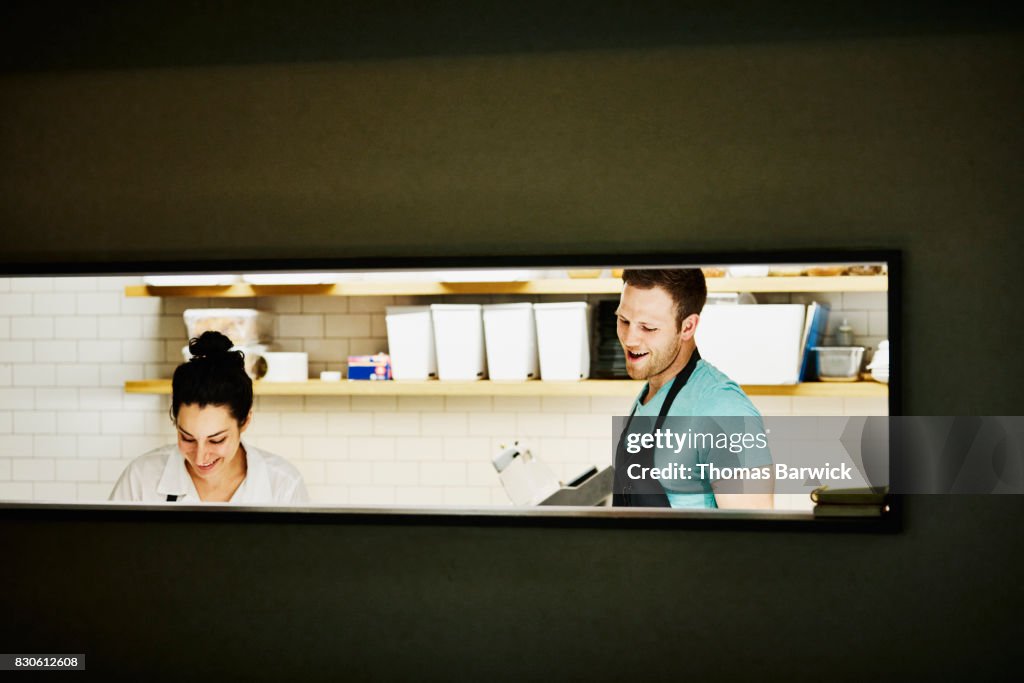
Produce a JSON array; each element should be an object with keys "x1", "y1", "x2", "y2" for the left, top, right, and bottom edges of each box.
[
  {"x1": 430, "y1": 304, "x2": 488, "y2": 381},
  {"x1": 259, "y1": 352, "x2": 309, "y2": 382},
  {"x1": 385, "y1": 306, "x2": 437, "y2": 380},
  {"x1": 533, "y1": 302, "x2": 591, "y2": 381},
  {"x1": 695, "y1": 304, "x2": 806, "y2": 384},
  {"x1": 482, "y1": 303, "x2": 539, "y2": 381}
]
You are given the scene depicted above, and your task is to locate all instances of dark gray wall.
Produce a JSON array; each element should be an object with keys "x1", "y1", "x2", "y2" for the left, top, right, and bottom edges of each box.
[
  {"x1": 1, "y1": 12, "x2": 1023, "y2": 681},
  {"x1": 3, "y1": 498, "x2": 1022, "y2": 681},
  {"x1": 3, "y1": 31, "x2": 1023, "y2": 412}
]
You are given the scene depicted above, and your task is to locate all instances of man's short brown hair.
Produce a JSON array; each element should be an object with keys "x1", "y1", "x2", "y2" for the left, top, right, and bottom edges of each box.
[{"x1": 621, "y1": 268, "x2": 707, "y2": 330}]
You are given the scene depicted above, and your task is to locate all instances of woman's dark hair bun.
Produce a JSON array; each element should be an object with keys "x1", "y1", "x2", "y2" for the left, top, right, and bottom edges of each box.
[
  {"x1": 173, "y1": 330, "x2": 252, "y2": 424},
  {"x1": 189, "y1": 331, "x2": 238, "y2": 361},
  {"x1": 187, "y1": 331, "x2": 246, "y2": 372}
]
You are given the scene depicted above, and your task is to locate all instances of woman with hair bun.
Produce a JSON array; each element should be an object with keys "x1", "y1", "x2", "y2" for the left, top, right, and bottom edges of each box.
[{"x1": 110, "y1": 331, "x2": 309, "y2": 504}]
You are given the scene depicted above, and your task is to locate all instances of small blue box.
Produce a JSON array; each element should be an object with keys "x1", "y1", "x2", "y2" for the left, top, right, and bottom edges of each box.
[{"x1": 348, "y1": 353, "x2": 392, "y2": 380}]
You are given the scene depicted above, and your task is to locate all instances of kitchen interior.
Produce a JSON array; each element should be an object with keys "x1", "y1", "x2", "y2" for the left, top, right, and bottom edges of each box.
[{"x1": 0, "y1": 261, "x2": 890, "y2": 511}]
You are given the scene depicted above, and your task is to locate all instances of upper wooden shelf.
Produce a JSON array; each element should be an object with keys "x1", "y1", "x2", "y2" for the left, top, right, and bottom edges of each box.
[
  {"x1": 125, "y1": 379, "x2": 888, "y2": 398},
  {"x1": 124, "y1": 276, "x2": 887, "y2": 298}
]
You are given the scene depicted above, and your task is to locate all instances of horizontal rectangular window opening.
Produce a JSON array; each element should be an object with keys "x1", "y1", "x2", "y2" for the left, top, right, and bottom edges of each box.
[{"x1": 0, "y1": 250, "x2": 900, "y2": 527}]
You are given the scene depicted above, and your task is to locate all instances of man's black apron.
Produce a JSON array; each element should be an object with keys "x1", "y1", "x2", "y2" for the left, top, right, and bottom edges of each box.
[{"x1": 613, "y1": 349, "x2": 701, "y2": 508}]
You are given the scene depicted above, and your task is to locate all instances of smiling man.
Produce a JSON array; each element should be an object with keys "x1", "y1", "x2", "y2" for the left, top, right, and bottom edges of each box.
[{"x1": 614, "y1": 268, "x2": 773, "y2": 509}]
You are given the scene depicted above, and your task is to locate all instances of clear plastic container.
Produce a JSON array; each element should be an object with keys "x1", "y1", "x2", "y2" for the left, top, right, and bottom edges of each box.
[
  {"x1": 835, "y1": 319, "x2": 854, "y2": 347},
  {"x1": 812, "y1": 347, "x2": 865, "y2": 382},
  {"x1": 182, "y1": 309, "x2": 273, "y2": 346}
]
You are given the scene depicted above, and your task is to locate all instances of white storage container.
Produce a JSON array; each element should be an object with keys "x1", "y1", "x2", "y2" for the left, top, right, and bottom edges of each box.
[
  {"x1": 534, "y1": 302, "x2": 590, "y2": 381},
  {"x1": 259, "y1": 352, "x2": 309, "y2": 382},
  {"x1": 182, "y1": 309, "x2": 273, "y2": 346},
  {"x1": 430, "y1": 304, "x2": 487, "y2": 381},
  {"x1": 482, "y1": 303, "x2": 539, "y2": 381},
  {"x1": 385, "y1": 306, "x2": 438, "y2": 380},
  {"x1": 696, "y1": 304, "x2": 806, "y2": 384}
]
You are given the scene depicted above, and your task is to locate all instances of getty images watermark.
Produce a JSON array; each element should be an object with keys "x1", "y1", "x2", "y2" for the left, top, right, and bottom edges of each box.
[
  {"x1": 621, "y1": 426, "x2": 854, "y2": 484},
  {"x1": 612, "y1": 416, "x2": 1024, "y2": 495}
]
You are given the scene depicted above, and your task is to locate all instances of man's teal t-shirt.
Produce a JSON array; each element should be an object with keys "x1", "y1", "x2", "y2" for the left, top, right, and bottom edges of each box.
[{"x1": 629, "y1": 358, "x2": 770, "y2": 509}]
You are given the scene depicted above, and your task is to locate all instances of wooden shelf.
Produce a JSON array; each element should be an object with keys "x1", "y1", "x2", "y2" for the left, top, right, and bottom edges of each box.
[
  {"x1": 124, "y1": 275, "x2": 887, "y2": 298},
  {"x1": 124, "y1": 379, "x2": 888, "y2": 398}
]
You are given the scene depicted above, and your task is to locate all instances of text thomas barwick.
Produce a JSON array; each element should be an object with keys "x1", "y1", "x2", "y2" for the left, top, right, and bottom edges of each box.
[{"x1": 625, "y1": 462, "x2": 854, "y2": 481}]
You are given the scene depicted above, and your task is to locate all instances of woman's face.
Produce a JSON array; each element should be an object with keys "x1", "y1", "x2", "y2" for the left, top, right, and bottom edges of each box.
[{"x1": 175, "y1": 403, "x2": 250, "y2": 481}]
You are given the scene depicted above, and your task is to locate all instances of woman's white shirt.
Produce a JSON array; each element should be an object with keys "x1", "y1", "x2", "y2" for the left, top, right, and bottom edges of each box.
[{"x1": 108, "y1": 441, "x2": 309, "y2": 504}]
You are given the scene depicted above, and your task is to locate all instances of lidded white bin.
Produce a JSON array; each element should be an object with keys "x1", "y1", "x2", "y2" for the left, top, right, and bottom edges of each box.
[
  {"x1": 430, "y1": 304, "x2": 488, "y2": 381},
  {"x1": 482, "y1": 303, "x2": 539, "y2": 381},
  {"x1": 533, "y1": 302, "x2": 591, "y2": 380},
  {"x1": 696, "y1": 304, "x2": 807, "y2": 384},
  {"x1": 385, "y1": 306, "x2": 437, "y2": 380}
]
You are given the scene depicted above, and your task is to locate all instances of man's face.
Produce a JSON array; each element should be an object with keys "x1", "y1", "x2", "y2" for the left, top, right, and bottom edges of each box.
[{"x1": 615, "y1": 284, "x2": 692, "y2": 382}]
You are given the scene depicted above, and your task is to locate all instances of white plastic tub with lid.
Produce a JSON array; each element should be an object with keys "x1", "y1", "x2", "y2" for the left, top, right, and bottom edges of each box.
[
  {"x1": 482, "y1": 303, "x2": 539, "y2": 381},
  {"x1": 385, "y1": 306, "x2": 437, "y2": 380},
  {"x1": 534, "y1": 302, "x2": 591, "y2": 381},
  {"x1": 430, "y1": 304, "x2": 487, "y2": 381}
]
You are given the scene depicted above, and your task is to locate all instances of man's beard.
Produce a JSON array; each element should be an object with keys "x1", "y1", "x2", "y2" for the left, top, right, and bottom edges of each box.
[{"x1": 625, "y1": 338, "x2": 683, "y2": 381}]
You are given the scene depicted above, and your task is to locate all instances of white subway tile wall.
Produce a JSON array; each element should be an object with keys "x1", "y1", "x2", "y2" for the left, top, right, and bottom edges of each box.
[{"x1": 0, "y1": 276, "x2": 888, "y2": 511}]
